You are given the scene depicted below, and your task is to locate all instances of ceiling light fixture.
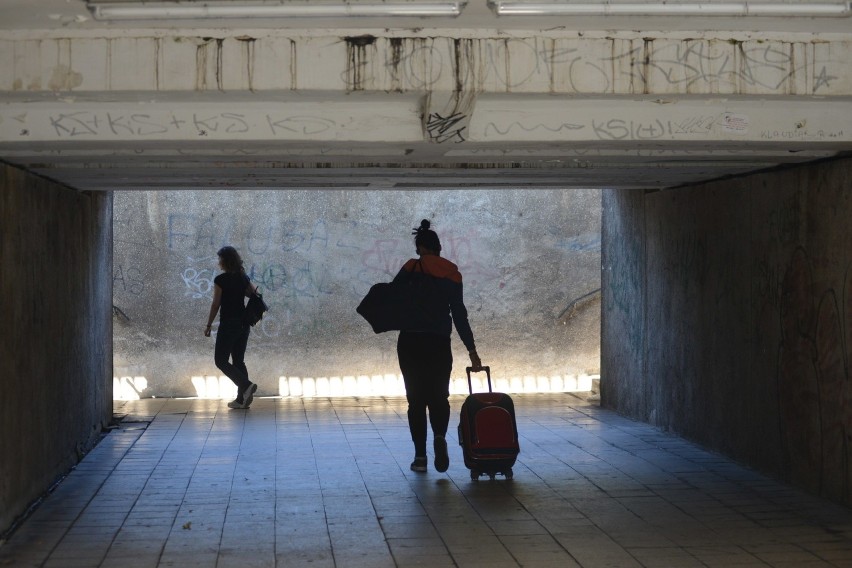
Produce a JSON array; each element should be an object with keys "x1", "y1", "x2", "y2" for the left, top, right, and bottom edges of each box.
[
  {"x1": 89, "y1": 1, "x2": 467, "y2": 20},
  {"x1": 487, "y1": 1, "x2": 852, "y2": 17}
]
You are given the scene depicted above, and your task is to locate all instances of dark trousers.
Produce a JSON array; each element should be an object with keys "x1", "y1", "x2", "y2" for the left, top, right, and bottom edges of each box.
[
  {"x1": 215, "y1": 318, "x2": 251, "y2": 399},
  {"x1": 397, "y1": 331, "x2": 453, "y2": 456}
]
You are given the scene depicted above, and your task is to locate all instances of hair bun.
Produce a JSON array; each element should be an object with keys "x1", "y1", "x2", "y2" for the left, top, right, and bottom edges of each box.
[{"x1": 412, "y1": 219, "x2": 433, "y2": 236}]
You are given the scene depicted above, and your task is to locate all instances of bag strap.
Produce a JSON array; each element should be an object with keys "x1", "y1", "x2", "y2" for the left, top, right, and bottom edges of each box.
[{"x1": 244, "y1": 273, "x2": 259, "y2": 297}]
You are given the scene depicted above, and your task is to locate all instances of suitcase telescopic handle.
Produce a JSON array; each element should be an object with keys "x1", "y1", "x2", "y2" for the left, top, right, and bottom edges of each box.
[{"x1": 466, "y1": 366, "x2": 491, "y2": 394}]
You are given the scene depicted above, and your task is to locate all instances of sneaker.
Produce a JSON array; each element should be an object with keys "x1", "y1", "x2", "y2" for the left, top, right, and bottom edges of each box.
[
  {"x1": 227, "y1": 399, "x2": 244, "y2": 409},
  {"x1": 433, "y1": 435, "x2": 449, "y2": 472},
  {"x1": 410, "y1": 456, "x2": 427, "y2": 472},
  {"x1": 241, "y1": 383, "x2": 257, "y2": 408}
]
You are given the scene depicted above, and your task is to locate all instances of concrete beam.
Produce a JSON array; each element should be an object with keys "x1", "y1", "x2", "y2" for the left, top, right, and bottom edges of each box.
[
  {"x1": 468, "y1": 95, "x2": 852, "y2": 145},
  {"x1": 1, "y1": 29, "x2": 850, "y2": 189},
  {"x1": 0, "y1": 94, "x2": 424, "y2": 143},
  {"x1": 0, "y1": 33, "x2": 850, "y2": 97},
  {"x1": 3, "y1": 94, "x2": 850, "y2": 147}
]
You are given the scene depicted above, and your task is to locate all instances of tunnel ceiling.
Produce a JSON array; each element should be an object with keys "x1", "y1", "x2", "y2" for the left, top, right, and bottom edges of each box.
[
  {"x1": 3, "y1": 125, "x2": 847, "y2": 191},
  {"x1": 1, "y1": 0, "x2": 851, "y2": 191}
]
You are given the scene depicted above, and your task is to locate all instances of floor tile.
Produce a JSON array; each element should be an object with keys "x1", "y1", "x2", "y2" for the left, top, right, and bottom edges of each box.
[{"x1": 1, "y1": 394, "x2": 850, "y2": 567}]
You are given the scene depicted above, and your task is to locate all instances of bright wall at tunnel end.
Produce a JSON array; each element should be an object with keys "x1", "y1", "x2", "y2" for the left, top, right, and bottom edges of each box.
[{"x1": 113, "y1": 189, "x2": 602, "y2": 399}]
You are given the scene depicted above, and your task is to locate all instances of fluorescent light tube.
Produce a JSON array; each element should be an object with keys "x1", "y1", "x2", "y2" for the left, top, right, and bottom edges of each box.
[
  {"x1": 488, "y1": 1, "x2": 852, "y2": 17},
  {"x1": 745, "y1": 2, "x2": 850, "y2": 14},
  {"x1": 90, "y1": 2, "x2": 466, "y2": 19}
]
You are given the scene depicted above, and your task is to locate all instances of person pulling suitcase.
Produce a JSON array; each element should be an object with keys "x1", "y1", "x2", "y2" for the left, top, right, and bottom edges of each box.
[{"x1": 392, "y1": 220, "x2": 482, "y2": 474}]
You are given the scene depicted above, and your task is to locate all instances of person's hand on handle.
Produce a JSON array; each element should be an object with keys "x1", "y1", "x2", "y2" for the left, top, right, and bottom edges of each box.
[{"x1": 469, "y1": 349, "x2": 482, "y2": 371}]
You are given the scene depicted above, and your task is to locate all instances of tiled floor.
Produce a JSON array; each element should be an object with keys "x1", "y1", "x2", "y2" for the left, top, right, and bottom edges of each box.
[{"x1": 2, "y1": 394, "x2": 852, "y2": 567}]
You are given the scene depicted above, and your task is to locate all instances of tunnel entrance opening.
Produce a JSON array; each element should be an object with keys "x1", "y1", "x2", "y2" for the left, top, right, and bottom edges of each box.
[{"x1": 112, "y1": 188, "x2": 602, "y2": 401}]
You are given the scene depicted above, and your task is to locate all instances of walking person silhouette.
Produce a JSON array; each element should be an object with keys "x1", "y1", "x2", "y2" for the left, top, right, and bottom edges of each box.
[
  {"x1": 394, "y1": 220, "x2": 482, "y2": 472},
  {"x1": 204, "y1": 246, "x2": 258, "y2": 409}
]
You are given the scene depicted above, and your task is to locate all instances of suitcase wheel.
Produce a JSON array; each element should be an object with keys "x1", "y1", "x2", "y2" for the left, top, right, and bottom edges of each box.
[{"x1": 469, "y1": 468, "x2": 514, "y2": 480}]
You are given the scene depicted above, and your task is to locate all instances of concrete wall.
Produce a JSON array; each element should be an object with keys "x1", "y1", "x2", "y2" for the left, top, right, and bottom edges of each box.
[
  {"x1": 4, "y1": 32, "x2": 850, "y2": 97},
  {"x1": 113, "y1": 189, "x2": 601, "y2": 398},
  {"x1": 602, "y1": 156, "x2": 852, "y2": 505},
  {"x1": 0, "y1": 165, "x2": 113, "y2": 534}
]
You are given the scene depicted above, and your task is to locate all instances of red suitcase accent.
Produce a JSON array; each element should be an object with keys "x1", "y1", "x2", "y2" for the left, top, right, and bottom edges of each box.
[{"x1": 458, "y1": 366, "x2": 520, "y2": 480}]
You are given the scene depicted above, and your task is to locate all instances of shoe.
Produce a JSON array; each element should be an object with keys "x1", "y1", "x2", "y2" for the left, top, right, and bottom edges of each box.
[
  {"x1": 410, "y1": 456, "x2": 427, "y2": 472},
  {"x1": 434, "y1": 435, "x2": 449, "y2": 472},
  {"x1": 241, "y1": 383, "x2": 257, "y2": 408},
  {"x1": 227, "y1": 399, "x2": 244, "y2": 409}
]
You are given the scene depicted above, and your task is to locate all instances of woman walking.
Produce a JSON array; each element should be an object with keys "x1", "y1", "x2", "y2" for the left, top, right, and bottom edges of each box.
[
  {"x1": 204, "y1": 246, "x2": 258, "y2": 409},
  {"x1": 395, "y1": 220, "x2": 481, "y2": 473}
]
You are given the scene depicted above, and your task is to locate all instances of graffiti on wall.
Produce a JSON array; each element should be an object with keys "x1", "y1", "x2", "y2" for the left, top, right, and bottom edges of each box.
[
  {"x1": 40, "y1": 111, "x2": 339, "y2": 140},
  {"x1": 374, "y1": 37, "x2": 844, "y2": 95},
  {"x1": 111, "y1": 190, "x2": 603, "y2": 394},
  {"x1": 121, "y1": 205, "x2": 546, "y2": 346},
  {"x1": 167, "y1": 213, "x2": 511, "y2": 298},
  {"x1": 114, "y1": 265, "x2": 145, "y2": 296},
  {"x1": 9, "y1": 36, "x2": 847, "y2": 102}
]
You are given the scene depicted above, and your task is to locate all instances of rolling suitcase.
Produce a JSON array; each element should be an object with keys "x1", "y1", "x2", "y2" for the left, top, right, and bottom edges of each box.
[{"x1": 458, "y1": 366, "x2": 520, "y2": 480}]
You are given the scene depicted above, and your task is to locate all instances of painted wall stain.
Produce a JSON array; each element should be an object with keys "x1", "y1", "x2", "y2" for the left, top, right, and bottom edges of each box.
[
  {"x1": 345, "y1": 35, "x2": 377, "y2": 91},
  {"x1": 48, "y1": 65, "x2": 83, "y2": 91}
]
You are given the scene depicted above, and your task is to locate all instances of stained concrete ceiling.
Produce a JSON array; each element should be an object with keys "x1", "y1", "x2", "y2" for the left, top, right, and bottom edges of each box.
[{"x1": 1, "y1": 0, "x2": 851, "y2": 190}]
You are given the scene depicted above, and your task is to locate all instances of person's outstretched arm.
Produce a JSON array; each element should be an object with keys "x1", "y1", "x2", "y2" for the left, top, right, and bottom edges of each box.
[{"x1": 448, "y1": 282, "x2": 482, "y2": 370}]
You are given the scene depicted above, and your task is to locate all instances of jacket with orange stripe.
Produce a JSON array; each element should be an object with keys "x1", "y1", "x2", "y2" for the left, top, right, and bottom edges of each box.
[{"x1": 393, "y1": 255, "x2": 476, "y2": 352}]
